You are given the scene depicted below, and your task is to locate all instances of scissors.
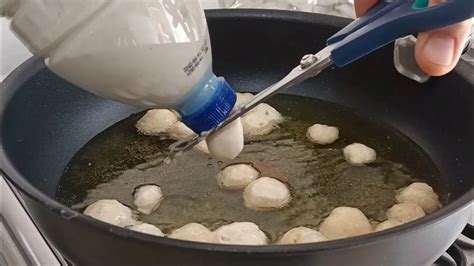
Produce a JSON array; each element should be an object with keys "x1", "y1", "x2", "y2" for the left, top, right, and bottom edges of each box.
[{"x1": 169, "y1": 0, "x2": 473, "y2": 155}]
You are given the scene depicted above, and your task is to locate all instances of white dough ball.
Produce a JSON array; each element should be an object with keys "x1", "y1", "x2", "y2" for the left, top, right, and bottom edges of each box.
[
  {"x1": 386, "y1": 203, "x2": 425, "y2": 224},
  {"x1": 396, "y1": 182, "x2": 440, "y2": 214},
  {"x1": 277, "y1": 226, "x2": 328, "y2": 244},
  {"x1": 128, "y1": 223, "x2": 164, "y2": 236},
  {"x1": 169, "y1": 109, "x2": 181, "y2": 119},
  {"x1": 319, "y1": 206, "x2": 373, "y2": 239},
  {"x1": 168, "y1": 121, "x2": 209, "y2": 154},
  {"x1": 133, "y1": 184, "x2": 163, "y2": 215},
  {"x1": 168, "y1": 121, "x2": 196, "y2": 140},
  {"x1": 216, "y1": 164, "x2": 260, "y2": 189},
  {"x1": 235, "y1": 92, "x2": 254, "y2": 108},
  {"x1": 83, "y1": 199, "x2": 137, "y2": 227},
  {"x1": 243, "y1": 177, "x2": 291, "y2": 210},
  {"x1": 374, "y1": 220, "x2": 403, "y2": 232},
  {"x1": 306, "y1": 124, "x2": 339, "y2": 145},
  {"x1": 343, "y1": 143, "x2": 377, "y2": 166},
  {"x1": 241, "y1": 103, "x2": 284, "y2": 136},
  {"x1": 169, "y1": 223, "x2": 213, "y2": 243},
  {"x1": 212, "y1": 222, "x2": 268, "y2": 245},
  {"x1": 136, "y1": 109, "x2": 178, "y2": 136},
  {"x1": 206, "y1": 118, "x2": 244, "y2": 161},
  {"x1": 194, "y1": 140, "x2": 210, "y2": 154}
]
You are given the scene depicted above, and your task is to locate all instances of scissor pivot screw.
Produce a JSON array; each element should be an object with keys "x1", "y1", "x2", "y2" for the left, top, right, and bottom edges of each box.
[{"x1": 300, "y1": 54, "x2": 317, "y2": 69}]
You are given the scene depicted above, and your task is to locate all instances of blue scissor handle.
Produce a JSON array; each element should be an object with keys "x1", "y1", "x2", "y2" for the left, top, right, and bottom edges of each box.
[{"x1": 327, "y1": 0, "x2": 474, "y2": 67}]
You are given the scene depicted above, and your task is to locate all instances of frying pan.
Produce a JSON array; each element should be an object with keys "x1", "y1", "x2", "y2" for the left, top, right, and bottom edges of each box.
[{"x1": 1, "y1": 9, "x2": 473, "y2": 266}]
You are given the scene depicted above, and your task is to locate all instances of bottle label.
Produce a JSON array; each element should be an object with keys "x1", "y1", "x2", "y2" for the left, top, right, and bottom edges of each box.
[{"x1": 183, "y1": 39, "x2": 210, "y2": 76}]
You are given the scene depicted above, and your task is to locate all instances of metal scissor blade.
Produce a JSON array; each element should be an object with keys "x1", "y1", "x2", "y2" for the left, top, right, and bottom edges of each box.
[{"x1": 169, "y1": 47, "x2": 334, "y2": 154}]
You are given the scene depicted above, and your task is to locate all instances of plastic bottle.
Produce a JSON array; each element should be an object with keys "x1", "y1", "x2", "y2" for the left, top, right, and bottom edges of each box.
[{"x1": 1, "y1": 0, "x2": 236, "y2": 133}]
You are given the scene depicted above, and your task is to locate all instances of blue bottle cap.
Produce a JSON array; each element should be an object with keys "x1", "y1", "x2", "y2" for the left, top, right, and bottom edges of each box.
[{"x1": 181, "y1": 77, "x2": 236, "y2": 133}]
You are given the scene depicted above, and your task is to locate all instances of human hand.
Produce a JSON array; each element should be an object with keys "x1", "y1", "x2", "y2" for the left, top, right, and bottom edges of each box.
[{"x1": 355, "y1": 0, "x2": 472, "y2": 76}]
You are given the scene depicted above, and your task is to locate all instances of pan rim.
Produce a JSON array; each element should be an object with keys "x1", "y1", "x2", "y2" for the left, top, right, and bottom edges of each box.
[{"x1": 1, "y1": 9, "x2": 473, "y2": 254}]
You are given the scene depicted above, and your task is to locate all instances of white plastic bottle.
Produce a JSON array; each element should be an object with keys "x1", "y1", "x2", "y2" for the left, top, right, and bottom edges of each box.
[{"x1": 1, "y1": 0, "x2": 237, "y2": 134}]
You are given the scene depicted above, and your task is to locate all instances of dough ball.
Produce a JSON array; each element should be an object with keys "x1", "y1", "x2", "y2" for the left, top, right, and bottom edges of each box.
[
  {"x1": 396, "y1": 182, "x2": 440, "y2": 214},
  {"x1": 168, "y1": 121, "x2": 196, "y2": 140},
  {"x1": 241, "y1": 103, "x2": 284, "y2": 136},
  {"x1": 133, "y1": 184, "x2": 163, "y2": 215},
  {"x1": 306, "y1": 124, "x2": 339, "y2": 145},
  {"x1": 128, "y1": 223, "x2": 164, "y2": 236},
  {"x1": 83, "y1": 199, "x2": 137, "y2": 227},
  {"x1": 319, "y1": 206, "x2": 373, "y2": 239},
  {"x1": 194, "y1": 140, "x2": 210, "y2": 154},
  {"x1": 206, "y1": 118, "x2": 244, "y2": 161},
  {"x1": 386, "y1": 203, "x2": 425, "y2": 224},
  {"x1": 343, "y1": 143, "x2": 376, "y2": 166},
  {"x1": 243, "y1": 177, "x2": 291, "y2": 210},
  {"x1": 235, "y1": 92, "x2": 254, "y2": 108},
  {"x1": 136, "y1": 109, "x2": 178, "y2": 136},
  {"x1": 212, "y1": 222, "x2": 268, "y2": 245},
  {"x1": 216, "y1": 164, "x2": 260, "y2": 189},
  {"x1": 374, "y1": 220, "x2": 403, "y2": 232},
  {"x1": 168, "y1": 121, "x2": 209, "y2": 154},
  {"x1": 169, "y1": 109, "x2": 181, "y2": 119},
  {"x1": 169, "y1": 223, "x2": 213, "y2": 243},
  {"x1": 277, "y1": 226, "x2": 328, "y2": 244}
]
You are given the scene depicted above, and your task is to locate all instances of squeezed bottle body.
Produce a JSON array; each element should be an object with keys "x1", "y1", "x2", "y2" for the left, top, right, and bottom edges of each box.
[{"x1": 2, "y1": 0, "x2": 236, "y2": 133}]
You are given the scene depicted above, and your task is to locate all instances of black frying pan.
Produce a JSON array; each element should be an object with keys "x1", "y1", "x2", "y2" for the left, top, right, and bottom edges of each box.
[{"x1": 1, "y1": 10, "x2": 473, "y2": 266}]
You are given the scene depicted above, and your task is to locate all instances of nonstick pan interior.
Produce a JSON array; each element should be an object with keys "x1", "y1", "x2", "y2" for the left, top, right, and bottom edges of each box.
[{"x1": 55, "y1": 92, "x2": 442, "y2": 241}]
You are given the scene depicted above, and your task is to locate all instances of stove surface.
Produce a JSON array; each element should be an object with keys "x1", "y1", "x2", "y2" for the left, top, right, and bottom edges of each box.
[{"x1": 1, "y1": 177, "x2": 63, "y2": 266}]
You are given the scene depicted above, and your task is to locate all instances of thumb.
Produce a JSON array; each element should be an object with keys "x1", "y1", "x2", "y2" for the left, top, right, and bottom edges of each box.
[
  {"x1": 414, "y1": 5, "x2": 472, "y2": 76},
  {"x1": 415, "y1": 20, "x2": 471, "y2": 76},
  {"x1": 354, "y1": 0, "x2": 378, "y2": 17}
]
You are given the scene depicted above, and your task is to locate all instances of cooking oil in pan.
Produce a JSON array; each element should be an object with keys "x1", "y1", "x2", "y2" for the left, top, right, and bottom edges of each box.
[{"x1": 56, "y1": 94, "x2": 439, "y2": 242}]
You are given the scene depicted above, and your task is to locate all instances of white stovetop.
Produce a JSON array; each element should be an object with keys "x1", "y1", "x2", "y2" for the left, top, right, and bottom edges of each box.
[
  {"x1": 0, "y1": 176, "x2": 62, "y2": 265},
  {"x1": 1, "y1": 18, "x2": 31, "y2": 81}
]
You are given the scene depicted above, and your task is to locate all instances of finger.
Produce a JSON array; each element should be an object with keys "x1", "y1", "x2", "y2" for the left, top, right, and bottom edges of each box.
[
  {"x1": 414, "y1": 0, "x2": 472, "y2": 76},
  {"x1": 354, "y1": 0, "x2": 378, "y2": 17},
  {"x1": 414, "y1": 19, "x2": 472, "y2": 76}
]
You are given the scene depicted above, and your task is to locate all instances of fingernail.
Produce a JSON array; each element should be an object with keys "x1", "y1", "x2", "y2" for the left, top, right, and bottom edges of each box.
[{"x1": 422, "y1": 34, "x2": 455, "y2": 66}]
